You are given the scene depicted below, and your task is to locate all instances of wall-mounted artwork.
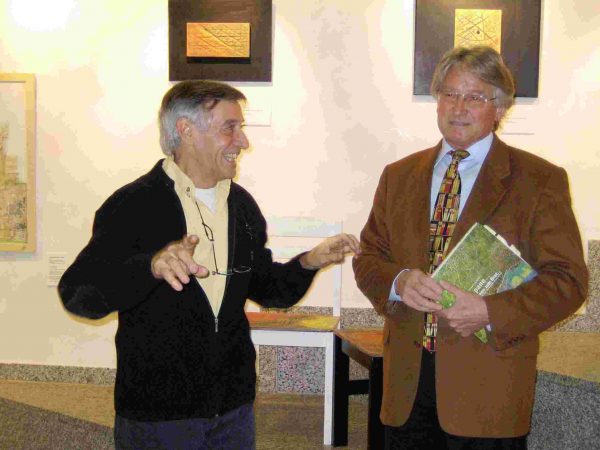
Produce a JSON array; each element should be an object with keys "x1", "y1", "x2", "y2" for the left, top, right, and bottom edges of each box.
[
  {"x1": 414, "y1": 0, "x2": 542, "y2": 97},
  {"x1": 169, "y1": 0, "x2": 272, "y2": 82},
  {"x1": 0, "y1": 73, "x2": 36, "y2": 252},
  {"x1": 186, "y1": 22, "x2": 251, "y2": 58}
]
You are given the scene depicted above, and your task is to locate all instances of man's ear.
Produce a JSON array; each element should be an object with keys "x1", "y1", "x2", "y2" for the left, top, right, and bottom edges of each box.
[
  {"x1": 495, "y1": 106, "x2": 507, "y2": 123},
  {"x1": 176, "y1": 118, "x2": 192, "y2": 140}
]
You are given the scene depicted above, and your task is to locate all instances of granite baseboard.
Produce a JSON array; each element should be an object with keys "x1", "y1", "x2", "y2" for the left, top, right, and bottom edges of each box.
[
  {"x1": 257, "y1": 306, "x2": 383, "y2": 394},
  {"x1": 0, "y1": 364, "x2": 115, "y2": 385}
]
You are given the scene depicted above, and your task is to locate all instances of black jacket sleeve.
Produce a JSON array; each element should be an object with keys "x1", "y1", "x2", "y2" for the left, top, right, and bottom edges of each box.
[{"x1": 58, "y1": 181, "x2": 177, "y2": 319}]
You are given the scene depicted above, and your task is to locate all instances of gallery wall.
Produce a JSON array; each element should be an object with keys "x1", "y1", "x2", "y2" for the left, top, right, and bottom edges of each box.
[{"x1": 0, "y1": 0, "x2": 599, "y2": 368}]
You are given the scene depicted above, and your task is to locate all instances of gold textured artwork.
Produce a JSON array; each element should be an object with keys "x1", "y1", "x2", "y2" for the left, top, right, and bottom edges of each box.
[
  {"x1": 186, "y1": 23, "x2": 250, "y2": 58},
  {"x1": 454, "y1": 9, "x2": 502, "y2": 52}
]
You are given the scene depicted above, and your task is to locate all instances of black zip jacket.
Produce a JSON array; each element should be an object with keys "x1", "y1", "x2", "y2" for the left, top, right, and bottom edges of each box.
[{"x1": 58, "y1": 160, "x2": 317, "y2": 421}]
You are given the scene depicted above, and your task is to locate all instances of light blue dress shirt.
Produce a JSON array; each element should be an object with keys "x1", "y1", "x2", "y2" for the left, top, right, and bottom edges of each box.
[{"x1": 389, "y1": 133, "x2": 494, "y2": 301}]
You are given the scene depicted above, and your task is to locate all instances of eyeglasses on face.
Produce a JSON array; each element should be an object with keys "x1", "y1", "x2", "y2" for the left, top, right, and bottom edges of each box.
[
  {"x1": 196, "y1": 204, "x2": 252, "y2": 277},
  {"x1": 437, "y1": 89, "x2": 496, "y2": 107}
]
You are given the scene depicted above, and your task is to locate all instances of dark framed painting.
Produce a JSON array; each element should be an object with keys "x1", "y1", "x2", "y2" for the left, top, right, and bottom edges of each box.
[
  {"x1": 169, "y1": 0, "x2": 272, "y2": 82},
  {"x1": 414, "y1": 0, "x2": 542, "y2": 97}
]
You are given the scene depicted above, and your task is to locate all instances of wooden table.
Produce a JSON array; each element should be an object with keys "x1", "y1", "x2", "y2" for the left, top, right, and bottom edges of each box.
[{"x1": 332, "y1": 328, "x2": 384, "y2": 449}]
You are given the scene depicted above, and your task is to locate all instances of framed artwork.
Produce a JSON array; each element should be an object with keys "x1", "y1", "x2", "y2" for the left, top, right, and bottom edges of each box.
[
  {"x1": 0, "y1": 74, "x2": 36, "y2": 252},
  {"x1": 169, "y1": 0, "x2": 272, "y2": 82},
  {"x1": 414, "y1": 0, "x2": 542, "y2": 97}
]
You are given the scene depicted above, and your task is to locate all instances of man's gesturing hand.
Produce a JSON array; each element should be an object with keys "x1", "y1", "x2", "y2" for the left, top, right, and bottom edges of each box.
[
  {"x1": 394, "y1": 269, "x2": 444, "y2": 313},
  {"x1": 151, "y1": 235, "x2": 209, "y2": 291},
  {"x1": 300, "y1": 233, "x2": 361, "y2": 270}
]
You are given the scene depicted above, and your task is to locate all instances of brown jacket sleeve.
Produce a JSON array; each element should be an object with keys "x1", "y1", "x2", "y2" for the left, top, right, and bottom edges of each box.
[{"x1": 485, "y1": 167, "x2": 588, "y2": 350}]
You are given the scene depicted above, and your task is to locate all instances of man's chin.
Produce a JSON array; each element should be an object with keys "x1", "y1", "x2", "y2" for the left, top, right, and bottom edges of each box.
[{"x1": 223, "y1": 170, "x2": 237, "y2": 181}]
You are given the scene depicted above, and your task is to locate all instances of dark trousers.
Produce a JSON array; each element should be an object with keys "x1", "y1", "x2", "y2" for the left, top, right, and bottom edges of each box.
[
  {"x1": 114, "y1": 402, "x2": 255, "y2": 450},
  {"x1": 385, "y1": 349, "x2": 527, "y2": 450}
]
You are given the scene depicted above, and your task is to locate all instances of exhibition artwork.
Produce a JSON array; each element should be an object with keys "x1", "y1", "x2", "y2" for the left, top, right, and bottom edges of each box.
[
  {"x1": 0, "y1": 74, "x2": 35, "y2": 252},
  {"x1": 454, "y1": 9, "x2": 502, "y2": 52},
  {"x1": 414, "y1": 0, "x2": 541, "y2": 97},
  {"x1": 169, "y1": 0, "x2": 272, "y2": 81},
  {"x1": 186, "y1": 22, "x2": 251, "y2": 58}
]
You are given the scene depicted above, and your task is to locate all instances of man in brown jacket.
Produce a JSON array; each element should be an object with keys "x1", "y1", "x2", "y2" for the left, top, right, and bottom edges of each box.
[{"x1": 353, "y1": 46, "x2": 587, "y2": 449}]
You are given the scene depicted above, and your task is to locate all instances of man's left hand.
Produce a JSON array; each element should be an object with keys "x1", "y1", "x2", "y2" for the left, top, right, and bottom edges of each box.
[
  {"x1": 300, "y1": 233, "x2": 361, "y2": 270},
  {"x1": 436, "y1": 280, "x2": 490, "y2": 337}
]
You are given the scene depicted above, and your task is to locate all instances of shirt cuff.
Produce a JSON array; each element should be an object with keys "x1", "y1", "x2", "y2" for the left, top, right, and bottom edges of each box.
[{"x1": 388, "y1": 269, "x2": 410, "y2": 301}]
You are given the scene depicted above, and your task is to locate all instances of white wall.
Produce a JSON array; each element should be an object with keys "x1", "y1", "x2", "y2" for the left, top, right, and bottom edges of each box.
[{"x1": 0, "y1": 0, "x2": 598, "y2": 368}]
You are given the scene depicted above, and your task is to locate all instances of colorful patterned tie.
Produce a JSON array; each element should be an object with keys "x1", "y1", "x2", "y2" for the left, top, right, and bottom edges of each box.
[{"x1": 423, "y1": 149, "x2": 470, "y2": 352}]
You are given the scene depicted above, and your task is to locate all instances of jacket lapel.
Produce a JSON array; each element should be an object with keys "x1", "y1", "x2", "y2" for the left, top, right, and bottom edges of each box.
[
  {"x1": 411, "y1": 143, "x2": 441, "y2": 268},
  {"x1": 449, "y1": 135, "x2": 512, "y2": 251}
]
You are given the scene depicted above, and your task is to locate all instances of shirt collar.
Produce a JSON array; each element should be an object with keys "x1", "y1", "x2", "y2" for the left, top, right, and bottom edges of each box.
[
  {"x1": 162, "y1": 157, "x2": 231, "y2": 207},
  {"x1": 434, "y1": 133, "x2": 494, "y2": 168}
]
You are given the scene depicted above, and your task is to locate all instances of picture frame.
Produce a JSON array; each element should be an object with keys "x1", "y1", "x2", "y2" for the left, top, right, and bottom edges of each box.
[
  {"x1": 169, "y1": 0, "x2": 272, "y2": 82},
  {"x1": 414, "y1": 0, "x2": 542, "y2": 97},
  {"x1": 0, "y1": 73, "x2": 36, "y2": 252}
]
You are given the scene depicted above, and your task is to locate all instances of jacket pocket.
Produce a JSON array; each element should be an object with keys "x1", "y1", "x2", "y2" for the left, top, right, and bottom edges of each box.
[{"x1": 494, "y1": 337, "x2": 539, "y2": 358}]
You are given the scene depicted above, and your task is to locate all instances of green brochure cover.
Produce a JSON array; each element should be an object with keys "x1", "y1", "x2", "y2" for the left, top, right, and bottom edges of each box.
[{"x1": 432, "y1": 223, "x2": 537, "y2": 343}]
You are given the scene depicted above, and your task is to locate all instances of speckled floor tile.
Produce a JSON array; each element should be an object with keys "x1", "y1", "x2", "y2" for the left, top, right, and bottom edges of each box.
[{"x1": 530, "y1": 371, "x2": 600, "y2": 450}]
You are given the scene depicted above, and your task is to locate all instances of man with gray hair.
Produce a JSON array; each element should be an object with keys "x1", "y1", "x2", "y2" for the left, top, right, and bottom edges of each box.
[
  {"x1": 59, "y1": 80, "x2": 359, "y2": 449},
  {"x1": 354, "y1": 46, "x2": 587, "y2": 449}
]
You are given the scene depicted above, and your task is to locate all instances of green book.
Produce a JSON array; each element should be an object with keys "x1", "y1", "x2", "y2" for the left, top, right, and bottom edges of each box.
[{"x1": 432, "y1": 223, "x2": 537, "y2": 343}]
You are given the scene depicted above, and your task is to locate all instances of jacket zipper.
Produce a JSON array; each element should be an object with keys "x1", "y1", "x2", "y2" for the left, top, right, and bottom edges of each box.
[{"x1": 215, "y1": 206, "x2": 235, "y2": 336}]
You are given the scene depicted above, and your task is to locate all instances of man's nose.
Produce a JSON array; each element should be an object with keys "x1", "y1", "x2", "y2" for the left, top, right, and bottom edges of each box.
[
  {"x1": 236, "y1": 129, "x2": 249, "y2": 149},
  {"x1": 453, "y1": 95, "x2": 468, "y2": 113}
]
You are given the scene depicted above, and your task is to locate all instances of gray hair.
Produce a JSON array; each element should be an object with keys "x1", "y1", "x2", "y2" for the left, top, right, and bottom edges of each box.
[
  {"x1": 430, "y1": 46, "x2": 516, "y2": 112},
  {"x1": 158, "y1": 80, "x2": 246, "y2": 156}
]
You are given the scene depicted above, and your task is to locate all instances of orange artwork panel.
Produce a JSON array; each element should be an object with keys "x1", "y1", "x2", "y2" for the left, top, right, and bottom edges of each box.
[{"x1": 186, "y1": 23, "x2": 250, "y2": 58}]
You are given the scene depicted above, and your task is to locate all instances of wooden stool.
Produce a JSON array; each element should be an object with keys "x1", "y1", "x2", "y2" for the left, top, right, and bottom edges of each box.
[{"x1": 332, "y1": 328, "x2": 384, "y2": 449}]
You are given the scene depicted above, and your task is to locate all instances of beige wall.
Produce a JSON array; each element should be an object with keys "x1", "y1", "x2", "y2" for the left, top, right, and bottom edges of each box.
[{"x1": 0, "y1": 1, "x2": 598, "y2": 368}]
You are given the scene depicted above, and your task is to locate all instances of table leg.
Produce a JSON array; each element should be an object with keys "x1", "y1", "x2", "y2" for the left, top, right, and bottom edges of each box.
[
  {"x1": 367, "y1": 357, "x2": 384, "y2": 450},
  {"x1": 323, "y1": 333, "x2": 334, "y2": 445},
  {"x1": 332, "y1": 335, "x2": 349, "y2": 446}
]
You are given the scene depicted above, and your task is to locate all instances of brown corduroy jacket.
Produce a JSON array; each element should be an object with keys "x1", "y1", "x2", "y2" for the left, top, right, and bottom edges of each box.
[{"x1": 353, "y1": 135, "x2": 588, "y2": 437}]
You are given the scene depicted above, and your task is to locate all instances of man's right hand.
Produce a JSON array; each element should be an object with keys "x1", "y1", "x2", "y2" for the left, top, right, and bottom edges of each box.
[
  {"x1": 151, "y1": 235, "x2": 209, "y2": 291},
  {"x1": 394, "y1": 269, "x2": 444, "y2": 313}
]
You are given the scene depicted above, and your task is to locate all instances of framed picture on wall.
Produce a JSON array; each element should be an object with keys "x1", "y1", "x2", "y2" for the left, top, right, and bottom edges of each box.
[
  {"x1": 169, "y1": 0, "x2": 272, "y2": 82},
  {"x1": 0, "y1": 73, "x2": 36, "y2": 252},
  {"x1": 414, "y1": 0, "x2": 542, "y2": 97}
]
